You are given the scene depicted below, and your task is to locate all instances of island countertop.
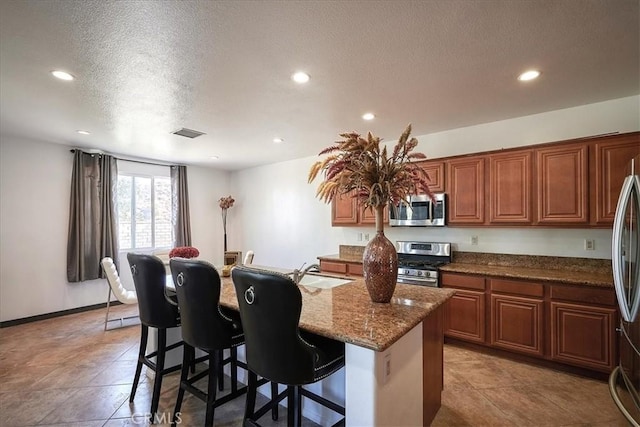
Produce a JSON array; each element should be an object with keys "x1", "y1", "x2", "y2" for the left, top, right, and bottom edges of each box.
[{"x1": 218, "y1": 276, "x2": 455, "y2": 352}]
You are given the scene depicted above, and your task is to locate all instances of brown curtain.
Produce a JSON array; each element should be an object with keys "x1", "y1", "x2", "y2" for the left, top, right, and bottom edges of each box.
[
  {"x1": 171, "y1": 165, "x2": 192, "y2": 247},
  {"x1": 66, "y1": 151, "x2": 118, "y2": 282}
]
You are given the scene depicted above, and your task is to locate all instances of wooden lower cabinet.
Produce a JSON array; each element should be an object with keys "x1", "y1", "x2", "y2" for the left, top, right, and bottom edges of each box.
[
  {"x1": 442, "y1": 272, "x2": 486, "y2": 343},
  {"x1": 443, "y1": 272, "x2": 618, "y2": 374},
  {"x1": 490, "y1": 294, "x2": 544, "y2": 356},
  {"x1": 550, "y1": 301, "x2": 616, "y2": 372},
  {"x1": 444, "y1": 290, "x2": 486, "y2": 343}
]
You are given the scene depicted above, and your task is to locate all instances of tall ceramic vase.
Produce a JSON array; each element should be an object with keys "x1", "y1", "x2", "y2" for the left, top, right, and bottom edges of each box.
[{"x1": 363, "y1": 205, "x2": 398, "y2": 303}]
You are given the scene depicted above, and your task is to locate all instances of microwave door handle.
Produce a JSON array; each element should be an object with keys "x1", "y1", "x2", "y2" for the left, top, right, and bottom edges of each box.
[{"x1": 612, "y1": 175, "x2": 640, "y2": 322}]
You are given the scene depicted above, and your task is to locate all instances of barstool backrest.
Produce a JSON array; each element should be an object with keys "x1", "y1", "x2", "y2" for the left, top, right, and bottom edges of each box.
[
  {"x1": 170, "y1": 258, "x2": 239, "y2": 351},
  {"x1": 127, "y1": 253, "x2": 179, "y2": 328},
  {"x1": 232, "y1": 266, "x2": 315, "y2": 384}
]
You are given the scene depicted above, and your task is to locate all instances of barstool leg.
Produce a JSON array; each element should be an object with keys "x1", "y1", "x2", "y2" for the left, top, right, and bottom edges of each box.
[
  {"x1": 217, "y1": 349, "x2": 224, "y2": 391},
  {"x1": 172, "y1": 345, "x2": 192, "y2": 425},
  {"x1": 150, "y1": 328, "x2": 167, "y2": 420},
  {"x1": 231, "y1": 346, "x2": 238, "y2": 393},
  {"x1": 271, "y1": 382, "x2": 279, "y2": 420},
  {"x1": 130, "y1": 324, "x2": 148, "y2": 402},
  {"x1": 287, "y1": 385, "x2": 302, "y2": 427},
  {"x1": 205, "y1": 351, "x2": 219, "y2": 426},
  {"x1": 244, "y1": 371, "x2": 258, "y2": 421}
]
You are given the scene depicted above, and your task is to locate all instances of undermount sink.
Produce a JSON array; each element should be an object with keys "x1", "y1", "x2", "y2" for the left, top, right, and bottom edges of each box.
[{"x1": 297, "y1": 274, "x2": 353, "y2": 289}]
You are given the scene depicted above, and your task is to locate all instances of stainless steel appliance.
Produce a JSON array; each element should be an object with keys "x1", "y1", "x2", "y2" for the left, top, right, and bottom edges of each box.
[
  {"x1": 396, "y1": 241, "x2": 451, "y2": 287},
  {"x1": 609, "y1": 154, "x2": 640, "y2": 426},
  {"x1": 389, "y1": 193, "x2": 446, "y2": 227}
]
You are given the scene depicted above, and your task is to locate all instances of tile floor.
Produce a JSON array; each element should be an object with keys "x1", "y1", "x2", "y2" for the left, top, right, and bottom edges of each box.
[{"x1": 0, "y1": 304, "x2": 629, "y2": 426}]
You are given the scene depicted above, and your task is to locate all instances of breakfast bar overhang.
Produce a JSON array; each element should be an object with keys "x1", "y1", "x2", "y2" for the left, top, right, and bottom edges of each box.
[{"x1": 218, "y1": 274, "x2": 455, "y2": 426}]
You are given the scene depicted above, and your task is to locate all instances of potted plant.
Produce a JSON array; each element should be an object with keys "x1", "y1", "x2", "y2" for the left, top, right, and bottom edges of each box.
[{"x1": 308, "y1": 124, "x2": 433, "y2": 302}]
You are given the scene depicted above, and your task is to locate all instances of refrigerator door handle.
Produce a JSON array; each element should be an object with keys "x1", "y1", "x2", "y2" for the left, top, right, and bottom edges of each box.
[{"x1": 612, "y1": 174, "x2": 640, "y2": 322}]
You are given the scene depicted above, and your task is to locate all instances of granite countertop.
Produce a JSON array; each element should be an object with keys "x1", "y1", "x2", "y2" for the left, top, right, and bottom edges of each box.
[
  {"x1": 219, "y1": 275, "x2": 455, "y2": 352},
  {"x1": 318, "y1": 247, "x2": 614, "y2": 288},
  {"x1": 439, "y1": 263, "x2": 613, "y2": 287}
]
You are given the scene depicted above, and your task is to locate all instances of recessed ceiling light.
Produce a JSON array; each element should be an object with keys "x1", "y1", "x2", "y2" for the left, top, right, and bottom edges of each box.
[
  {"x1": 210, "y1": 156, "x2": 219, "y2": 160},
  {"x1": 518, "y1": 70, "x2": 541, "y2": 81},
  {"x1": 291, "y1": 71, "x2": 310, "y2": 84},
  {"x1": 51, "y1": 70, "x2": 74, "y2": 81},
  {"x1": 273, "y1": 137, "x2": 284, "y2": 143},
  {"x1": 362, "y1": 113, "x2": 375, "y2": 121},
  {"x1": 76, "y1": 130, "x2": 90, "y2": 135}
]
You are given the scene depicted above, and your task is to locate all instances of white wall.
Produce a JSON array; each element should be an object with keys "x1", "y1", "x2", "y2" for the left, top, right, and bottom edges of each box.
[
  {"x1": 0, "y1": 136, "x2": 230, "y2": 322},
  {"x1": 1, "y1": 96, "x2": 637, "y2": 321},
  {"x1": 231, "y1": 96, "x2": 640, "y2": 269}
]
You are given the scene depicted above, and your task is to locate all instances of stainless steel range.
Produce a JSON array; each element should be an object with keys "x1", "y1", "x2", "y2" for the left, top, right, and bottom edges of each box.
[{"x1": 397, "y1": 241, "x2": 451, "y2": 287}]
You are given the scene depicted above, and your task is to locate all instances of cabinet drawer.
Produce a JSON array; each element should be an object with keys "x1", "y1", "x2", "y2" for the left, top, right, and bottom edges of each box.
[
  {"x1": 319, "y1": 261, "x2": 348, "y2": 274},
  {"x1": 550, "y1": 285, "x2": 616, "y2": 306},
  {"x1": 347, "y1": 263, "x2": 363, "y2": 276},
  {"x1": 441, "y1": 272, "x2": 485, "y2": 290},
  {"x1": 490, "y1": 279, "x2": 544, "y2": 298}
]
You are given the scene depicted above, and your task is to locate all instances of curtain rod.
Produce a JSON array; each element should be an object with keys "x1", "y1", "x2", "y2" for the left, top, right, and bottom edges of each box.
[{"x1": 69, "y1": 149, "x2": 179, "y2": 168}]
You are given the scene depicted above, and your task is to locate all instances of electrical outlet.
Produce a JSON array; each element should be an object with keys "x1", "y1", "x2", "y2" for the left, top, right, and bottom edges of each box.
[
  {"x1": 471, "y1": 235, "x2": 479, "y2": 245},
  {"x1": 364, "y1": 233, "x2": 370, "y2": 241},
  {"x1": 383, "y1": 353, "x2": 391, "y2": 383},
  {"x1": 357, "y1": 232, "x2": 363, "y2": 242},
  {"x1": 584, "y1": 239, "x2": 595, "y2": 250}
]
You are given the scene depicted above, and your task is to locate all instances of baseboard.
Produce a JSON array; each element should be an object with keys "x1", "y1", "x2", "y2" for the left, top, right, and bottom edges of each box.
[{"x1": 0, "y1": 300, "x2": 122, "y2": 328}]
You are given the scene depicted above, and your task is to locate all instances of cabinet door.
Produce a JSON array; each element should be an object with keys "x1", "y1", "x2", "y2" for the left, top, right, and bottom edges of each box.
[
  {"x1": 550, "y1": 301, "x2": 616, "y2": 372},
  {"x1": 536, "y1": 143, "x2": 589, "y2": 224},
  {"x1": 447, "y1": 157, "x2": 485, "y2": 224},
  {"x1": 592, "y1": 134, "x2": 640, "y2": 225},
  {"x1": 443, "y1": 289, "x2": 486, "y2": 343},
  {"x1": 490, "y1": 294, "x2": 544, "y2": 356},
  {"x1": 419, "y1": 160, "x2": 445, "y2": 193},
  {"x1": 488, "y1": 150, "x2": 532, "y2": 224},
  {"x1": 331, "y1": 192, "x2": 358, "y2": 225},
  {"x1": 360, "y1": 204, "x2": 389, "y2": 225}
]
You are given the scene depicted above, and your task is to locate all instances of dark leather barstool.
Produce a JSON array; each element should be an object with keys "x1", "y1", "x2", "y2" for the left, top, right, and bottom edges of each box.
[
  {"x1": 127, "y1": 253, "x2": 184, "y2": 422},
  {"x1": 169, "y1": 258, "x2": 248, "y2": 426},
  {"x1": 232, "y1": 265, "x2": 346, "y2": 427}
]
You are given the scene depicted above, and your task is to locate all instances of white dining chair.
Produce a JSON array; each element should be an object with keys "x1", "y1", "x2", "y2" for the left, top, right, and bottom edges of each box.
[
  {"x1": 243, "y1": 250, "x2": 254, "y2": 265},
  {"x1": 101, "y1": 257, "x2": 139, "y2": 330}
]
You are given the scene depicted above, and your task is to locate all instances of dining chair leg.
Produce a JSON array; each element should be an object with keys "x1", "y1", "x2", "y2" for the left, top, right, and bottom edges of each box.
[
  {"x1": 130, "y1": 324, "x2": 148, "y2": 402},
  {"x1": 104, "y1": 287, "x2": 113, "y2": 331},
  {"x1": 205, "y1": 351, "x2": 219, "y2": 426},
  {"x1": 150, "y1": 328, "x2": 167, "y2": 419},
  {"x1": 172, "y1": 345, "x2": 192, "y2": 425}
]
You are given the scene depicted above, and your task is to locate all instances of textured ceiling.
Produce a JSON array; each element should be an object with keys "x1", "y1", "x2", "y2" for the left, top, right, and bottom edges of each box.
[{"x1": 1, "y1": 0, "x2": 638, "y2": 170}]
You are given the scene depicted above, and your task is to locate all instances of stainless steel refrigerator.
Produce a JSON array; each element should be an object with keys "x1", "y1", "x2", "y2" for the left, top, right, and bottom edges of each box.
[{"x1": 610, "y1": 154, "x2": 640, "y2": 426}]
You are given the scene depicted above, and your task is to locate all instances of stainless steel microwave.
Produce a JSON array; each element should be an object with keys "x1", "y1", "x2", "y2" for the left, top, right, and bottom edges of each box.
[{"x1": 389, "y1": 193, "x2": 446, "y2": 227}]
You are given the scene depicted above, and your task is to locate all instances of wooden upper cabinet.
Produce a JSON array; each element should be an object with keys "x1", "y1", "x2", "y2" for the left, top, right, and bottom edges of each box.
[
  {"x1": 591, "y1": 133, "x2": 640, "y2": 226},
  {"x1": 331, "y1": 191, "x2": 389, "y2": 226},
  {"x1": 418, "y1": 160, "x2": 445, "y2": 193},
  {"x1": 331, "y1": 191, "x2": 358, "y2": 225},
  {"x1": 447, "y1": 157, "x2": 485, "y2": 224},
  {"x1": 488, "y1": 150, "x2": 533, "y2": 224},
  {"x1": 535, "y1": 143, "x2": 589, "y2": 224},
  {"x1": 360, "y1": 203, "x2": 389, "y2": 224}
]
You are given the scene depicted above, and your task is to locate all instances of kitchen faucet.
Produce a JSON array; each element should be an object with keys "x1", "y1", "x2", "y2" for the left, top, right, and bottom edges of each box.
[{"x1": 291, "y1": 263, "x2": 321, "y2": 284}]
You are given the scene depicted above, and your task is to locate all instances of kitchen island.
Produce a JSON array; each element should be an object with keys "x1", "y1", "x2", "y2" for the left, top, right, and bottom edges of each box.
[{"x1": 218, "y1": 273, "x2": 455, "y2": 426}]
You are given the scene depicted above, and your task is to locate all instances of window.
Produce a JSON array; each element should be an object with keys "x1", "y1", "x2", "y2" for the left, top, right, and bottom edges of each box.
[{"x1": 117, "y1": 174, "x2": 172, "y2": 250}]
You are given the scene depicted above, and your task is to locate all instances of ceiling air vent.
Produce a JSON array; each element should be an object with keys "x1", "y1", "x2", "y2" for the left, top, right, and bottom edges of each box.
[{"x1": 171, "y1": 128, "x2": 206, "y2": 138}]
